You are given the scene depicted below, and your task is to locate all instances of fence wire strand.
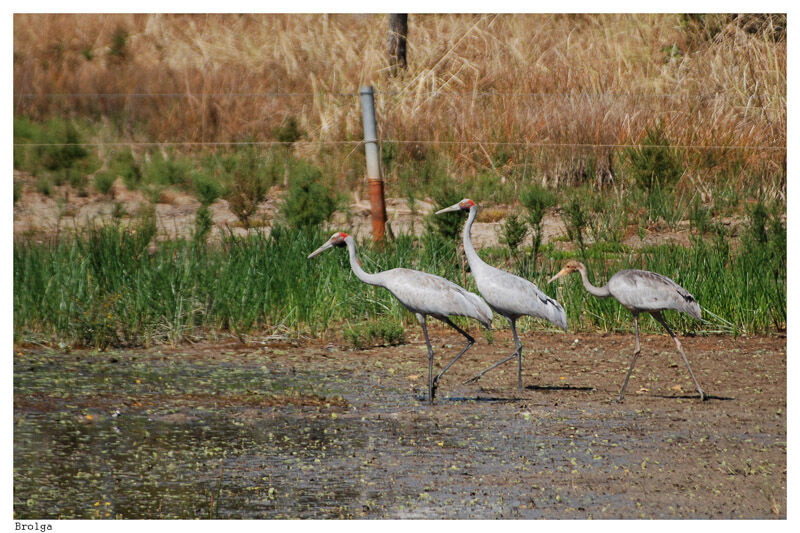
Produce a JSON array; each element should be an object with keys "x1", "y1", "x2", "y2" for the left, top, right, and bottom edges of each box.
[
  {"x1": 14, "y1": 89, "x2": 786, "y2": 151},
  {"x1": 13, "y1": 139, "x2": 787, "y2": 151},
  {"x1": 13, "y1": 90, "x2": 783, "y2": 108}
]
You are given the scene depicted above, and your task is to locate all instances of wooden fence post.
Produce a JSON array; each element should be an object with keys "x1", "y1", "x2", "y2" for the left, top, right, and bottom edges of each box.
[{"x1": 387, "y1": 14, "x2": 408, "y2": 76}]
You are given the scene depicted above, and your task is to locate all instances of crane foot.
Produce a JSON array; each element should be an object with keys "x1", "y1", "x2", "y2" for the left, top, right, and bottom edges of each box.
[{"x1": 430, "y1": 382, "x2": 439, "y2": 402}]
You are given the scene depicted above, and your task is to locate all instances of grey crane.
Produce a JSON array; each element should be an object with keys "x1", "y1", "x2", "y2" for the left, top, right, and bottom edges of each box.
[
  {"x1": 436, "y1": 199, "x2": 567, "y2": 391},
  {"x1": 308, "y1": 232, "x2": 493, "y2": 403},
  {"x1": 549, "y1": 260, "x2": 706, "y2": 401}
]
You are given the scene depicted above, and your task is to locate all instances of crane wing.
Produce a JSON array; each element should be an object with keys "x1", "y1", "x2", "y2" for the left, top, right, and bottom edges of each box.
[
  {"x1": 376, "y1": 268, "x2": 493, "y2": 327},
  {"x1": 475, "y1": 265, "x2": 567, "y2": 330},
  {"x1": 607, "y1": 269, "x2": 701, "y2": 318}
]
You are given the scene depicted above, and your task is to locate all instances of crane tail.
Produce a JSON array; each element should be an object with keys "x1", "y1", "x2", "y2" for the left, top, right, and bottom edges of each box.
[
  {"x1": 687, "y1": 300, "x2": 702, "y2": 320},
  {"x1": 551, "y1": 304, "x2": 568, "y2": 331},
  {"x1": 557, "y1": 310, "x2": 568, "y2": 331},
  {"x1": 466, "y1": 292, "x2": 493, "y2": 328},
  {"x1": 537, "y1": 294, "x2": 568, "y2": 331}
]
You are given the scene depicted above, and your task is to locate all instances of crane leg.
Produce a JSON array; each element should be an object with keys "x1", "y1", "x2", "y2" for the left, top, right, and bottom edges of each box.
[
  {"x1": 616, "y1": 314, "x2": 642, "y2": 402},
  {"x1": 417, "y1": 314, "x2": 436, "y2": 404},
  {"x1": 431, "y1": 317, "x2": 475, "y2": 396},
  {"x1": 511, "y1": 320, "x2": 524, "y2": 391},
  {"x1": 464, "y1": 317, "x2": 521, "y2": 387},
  {"x1": 652, "y1": 312, "x2": 706, "y2": 401}
]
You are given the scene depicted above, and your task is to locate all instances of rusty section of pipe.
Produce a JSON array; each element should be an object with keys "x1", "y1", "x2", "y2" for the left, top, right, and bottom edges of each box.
[{"x1": 368, "y1": 178, "x2": 387, "y2": 242}]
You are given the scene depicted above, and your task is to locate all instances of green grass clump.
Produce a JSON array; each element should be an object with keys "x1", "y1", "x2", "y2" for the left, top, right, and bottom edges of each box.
[
  {"x1": 621, "y1": 123, "x2": 689, "y2": 226},
  {"x1": 14, "y1": 117, "x2": 99, "y2": 192},
  {"x1": 623, "y1": 122, "x2": 684, "y2": 192},
  {"x1": 586, "y1": 194, "x2": 628, "y2": 245},
  {"x1": 520, "y1": 184, "x2": 557, "y2": 264},
  {"x1": 739, "y1": 200, "x2": 786, "y2": 330},
  {"x1": 193, "y1": 172, "x2": 223, "y2": 207},
  {"x1": 192, "y1": 172, "x2": 223, "y2": 243},
  {"x1": 35, "y1": 176, "x2": 53, "y2": 197},
  {"x1": 14, "y1": 117, "x2": 89, "y2": 174},
  {"x1": 272, "y1": 116, "x2": 304, "y2": 145},
  {"x1": 193, "y1": 206, "x2": 214, "y2": 243},
  {"x1": 689, "y1": 197, "x2": 712, "y2": 237},
  {"x1": 561, "y1": 195, "x2": 588, "y2": 255},
  {"x1": 425, "y1": 187, "x2": 462, "y2": 242},
  {"x1": 94, "y1": 171, "x2": 116, "y2": 196},
  {"x1": 278, "y1": 161, "x2": 337, "y2": 230},
  {"x1": 109, "y1": 148, "x2": 143, "y2": 189},
  {"x1": 108, "y1": 26, "x2": 129, "y2": 61},
  {"x1": 641, "y1": 184, "x2": 687, "y2": 226},
  {"x1": 143, "y1": 151, "x2": 192, "y2": 189},
  {"x1": 223, "y1": 146, "x2": 280, "y2": 228},
  {"x1": 343, "y1": 318, "x2": 406, "y2": 350},
  {"x1": 463, "y1": 170, "x2": 517, "y2": 205},
  {"x1": 393, "y1": 153, "x2": 448, "y2": 201},
  {"x1": 497, "y1": 212, "x2": 527, "y2": 255}
]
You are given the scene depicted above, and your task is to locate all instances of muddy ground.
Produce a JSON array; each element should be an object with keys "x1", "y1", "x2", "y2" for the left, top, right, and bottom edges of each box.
[{"x1": 13, "y1": 330, "x2": 785, "y2": 519}]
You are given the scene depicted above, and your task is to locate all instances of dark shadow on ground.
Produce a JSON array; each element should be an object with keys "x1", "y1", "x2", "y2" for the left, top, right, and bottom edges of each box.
[
  {"x1": 416, "y1": 395, "x2": 520, "y2": 403},
  {"x1": 649, "y1": 393, "x2": 735, "y2": 401},
  {"x1": 525, "y1": 384, "x2": 596, "y2": 392}
]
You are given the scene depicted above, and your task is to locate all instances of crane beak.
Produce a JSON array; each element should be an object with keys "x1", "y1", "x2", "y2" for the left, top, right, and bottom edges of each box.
[
  {"x1": 307, "y1": 240, "x2": 335, "y2": 259},
  {"x1": 435, "y1": 202, "x2": 462, "y2": 215},
  {"x1": 548, "y1": 267, "x2": 570, "y2": 284}
]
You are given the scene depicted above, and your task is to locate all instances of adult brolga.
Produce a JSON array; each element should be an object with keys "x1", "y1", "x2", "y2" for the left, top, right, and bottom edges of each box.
[
  {"x1": 435, "y1": 199, "x2": 567, "y2": 391},
  {"x1": 549, "y1": 260, "x2": 706, "y2": 401},
  {"x1": 308, "y1": 232, "x2": 493, "y2": 404}
]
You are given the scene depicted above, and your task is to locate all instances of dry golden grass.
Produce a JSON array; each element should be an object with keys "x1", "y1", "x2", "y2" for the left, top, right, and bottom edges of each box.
[
  {"x1": 476, "y1": 206, "x2": 509, "y2": 223},
  {"x1": 155, "y1": 188, "x2": 181, "y2": 206},
  {"x1": 14, "y1": 14, "x2": 786, "y2": 189}
]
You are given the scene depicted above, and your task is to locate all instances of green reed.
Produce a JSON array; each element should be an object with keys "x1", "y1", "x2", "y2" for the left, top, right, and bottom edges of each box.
[{"x1": 14, "y1": 216, "x2": 784, "y2": 348}]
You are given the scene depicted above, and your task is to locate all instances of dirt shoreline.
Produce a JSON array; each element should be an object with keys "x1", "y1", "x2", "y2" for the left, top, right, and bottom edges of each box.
[{"x1": 14, "y1": 171, "x2": 747, "y2": 249}]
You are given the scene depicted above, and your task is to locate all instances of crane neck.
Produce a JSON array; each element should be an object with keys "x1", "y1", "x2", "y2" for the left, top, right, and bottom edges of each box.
[
  {"x1": 578, "y1": 267, "x2": 611, "y2": 298},
  {"x1": 345, "y1": 236, "x2": 382, "y2": 287},
  {"x1": 462, "y1": 205, "x2": 487, "y2": 271}
]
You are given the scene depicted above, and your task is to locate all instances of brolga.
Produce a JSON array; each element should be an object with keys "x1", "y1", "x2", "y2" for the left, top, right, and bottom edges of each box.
[
  {"x1": 308, "y1": 232, "x2": 493, "y2": 404},
  {"x1": 436, "y1": 199, "x2": 567, "y2": 391},
  {"x1": 549, "y1": 260, "x2": 706, "y2": 401}
]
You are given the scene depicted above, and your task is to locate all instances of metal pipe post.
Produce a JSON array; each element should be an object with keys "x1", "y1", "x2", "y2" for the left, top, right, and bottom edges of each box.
[{"x1": 359, "y1": 86, "x2": 387, "y2": 242}]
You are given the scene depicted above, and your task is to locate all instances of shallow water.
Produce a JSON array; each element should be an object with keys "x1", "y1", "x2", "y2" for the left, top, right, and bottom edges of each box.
[{"x1": 14, "y1": 334, "x2": 787, "y2": 518}]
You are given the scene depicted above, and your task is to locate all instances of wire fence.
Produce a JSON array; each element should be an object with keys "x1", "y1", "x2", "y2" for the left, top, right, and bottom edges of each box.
[
  {"x1": 13, "y1": 140, "x2": 787, "y2": 151},
  {"x1": 13, "y1": 90, "x2": 774, "y2": 98},
  {"x1": 13, "y1": 89, "x2": 787, "y2": 151},
  {"x1": 13, "y1": 89, "x2": 784, "y2": 108}
]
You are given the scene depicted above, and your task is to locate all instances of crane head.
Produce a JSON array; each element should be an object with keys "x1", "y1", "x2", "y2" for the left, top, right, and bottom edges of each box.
[
  {"x1": 435, "y1": 198, "x2": 475, "y2": 215},
  {"x1": 548, "y1": 260, "x2": 586, "y2": 283},
  {"x1": 307, "y1": 232, "x2": 349, "y2": 258}
]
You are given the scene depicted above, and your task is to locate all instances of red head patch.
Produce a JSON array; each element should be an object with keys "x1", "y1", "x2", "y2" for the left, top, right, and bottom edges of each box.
[
  {"x1": 460, "y1": 199, "x2": 476, "y2": 210},
  {"x1": 332, "y1": 232, "x2": 349, "y2": 247}
]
